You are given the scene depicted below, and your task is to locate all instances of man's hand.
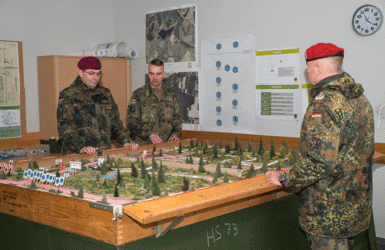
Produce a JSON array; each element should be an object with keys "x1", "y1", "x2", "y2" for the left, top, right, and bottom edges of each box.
[
  {"x1": 80, "y1": 146, "x2": 98, "y2": 155},
  {"x1": 168, "y1": 135, "x2": 180, "y2": 142},
  {"x1": 266, "y1": 171, "x2": 283, "y2": 186},
  {"x1": 123, "y1": 142, "x2": 139, "y2": 151},
  {"x1": 149, "y1": 133, "x2": 163, "y2": 144}
]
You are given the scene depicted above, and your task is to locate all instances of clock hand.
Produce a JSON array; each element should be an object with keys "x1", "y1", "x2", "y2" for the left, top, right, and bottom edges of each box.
[{"x1": 363, "y1": 12, "x2": 374, "y2": 25}]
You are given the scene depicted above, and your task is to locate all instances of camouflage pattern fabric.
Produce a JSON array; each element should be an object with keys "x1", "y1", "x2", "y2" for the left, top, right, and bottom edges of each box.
[
  {"x1": 307, "y1": 233, "x2": 354, "y2": 250},
  {"x1": 57, "y1": 76, "x2": 130, "y2": 153},
  {"x1": 126, "y1": 82, "x2": 182, "y2": 145},
  {"x1": 281, "y1": 72, "x2": 374, "y2": 238}
]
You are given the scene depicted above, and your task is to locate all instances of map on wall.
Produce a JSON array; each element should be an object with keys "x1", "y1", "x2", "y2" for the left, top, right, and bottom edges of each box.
[
  {"x1": 0, "y1": 41, "x2": 21, "y2": 139},
  {"x1": 201, "y1": 34, "x2": 256, "y2": 134},
  {"x1": 146, "y1": 4, "x2": 197, "y2": 71}
]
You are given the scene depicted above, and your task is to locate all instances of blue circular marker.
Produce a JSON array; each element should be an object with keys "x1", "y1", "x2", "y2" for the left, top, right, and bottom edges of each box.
[
  {"x1": 233, "y1": 67, "x2": 238, "y2": 73},
  {"x1": 233, "y1": 41, "x2": 239, "y2": 48},
  {"x1": 232, "y1": 83, "x2": 238, "y2": 90},
  {"x1": 225, "y1": 65, "x2": 230, "y2": 72},
  {"x1": 217, "y1": 120, "x2": 222, "y2": 126},
  {"x1": 216, "y1": 106, "x2": 221, "y2": 113},
  {"x1": 233, "y1": 116, "x2": 239, "y2": 122},
  {"x1": 216, "y1": 92, "x2": 222, "y2": 98},
  {"x1": 232, "y1": 99, "x2": 238, "y2": 106},
  {"x1": 216, "y1": 77, "x2": 221, "y2": 84},
  {"x1": 216, "y1": 61, "x2": 221, "y2": 67},
  {"x1": 216, "y1": 43, "x2": 222, "y2": 50}
]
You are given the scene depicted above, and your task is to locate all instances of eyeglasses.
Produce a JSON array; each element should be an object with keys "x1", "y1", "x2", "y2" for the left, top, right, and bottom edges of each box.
[{"x1": 83, "y1": 70, "x2": 103, "y2": 77}]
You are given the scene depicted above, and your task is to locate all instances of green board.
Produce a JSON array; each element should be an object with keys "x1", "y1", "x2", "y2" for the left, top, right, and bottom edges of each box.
[{"x1": 0, "y1": 194, "x2": 376, "y2": 249}]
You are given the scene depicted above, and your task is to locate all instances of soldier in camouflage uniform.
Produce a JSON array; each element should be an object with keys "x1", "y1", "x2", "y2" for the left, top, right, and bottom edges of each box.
[
  {"x1": 126, "y1": 59, "x2": 182, "y2": 145},
  {"x1": 57, "y1": 56, "x2": 138, "y2": 154},
  {"x1": 267, "y1": 43, "x2": 374, "y2": 249}
]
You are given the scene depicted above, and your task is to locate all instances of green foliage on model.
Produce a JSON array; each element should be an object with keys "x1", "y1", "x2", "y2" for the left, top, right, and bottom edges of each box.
[
  {"x1": 144, "y1": 174, "x2": 150, "y2": 190},
  {"x1": 237, "y1": 158, "x2": 242, "y2": 170},
  {"x1": 270, "y1": 138, "x2": 276, "y2": 159},
  {"x1": 248, "y1": 141, "x2": 252, "y2": 153},
  {"x1": 152, "y1": 154, "x2": 158, "y2": 171},
  {"x1": 261, "y1": 161, "x2": 268, "y2": 173},
  {"x1": 246, "y1": 163, "x2": 254, "y2": 179},
  {"x1": 198, "y1": 154, "x2": 206, "y2": 173},
  {"x1": 140, "y1": 158, "x2": 147, "y2": 179},
  {"x1": 213, "y1": 143, "x2": 218, "y2": 158},
  {"x1": 182, "y1": 177, "x2": 190, "y2": 192},
  {"x1": 32, "y1": 161, "x2": 39, "y2": 170},
  {"x1": 225, "y1": 144, "x2": 231, "y2": 154},
  {"x1": 158, "y1": 163, "x2": 166, "y2": 184},
  {"x1": 280, "y1": 146, "x2": 287, "y2": 159},
  {"x1": 258, "y1": 137, "x2": 264, "y2": 156},
  {"x1": 223, "y1": 172, "x2": 229, "y2": 183},
  {"x1": 101, "y1": 192, "x2": 108, "y2": 203},
  {"x1": 131, "y1": 164, "x2": 138, "y2": 178},
  {"x1": 275, "y1": 160, "x2": 282, "y2": 171},
  {"x1": 214, "y1": 162, "x2": 222, "y2": 177},
  {"x1": 178, "y1": 141, "x2": 182, "y2": 154},
  {"x1": 158, "y1": 149, "x2": 163, "y2": 157},
  {"x1": 114, "y1": 185, "x2": 119, "y2": 197},
  {"x1": 77, "y1": 185, "x2": 84, "y2": 198},
  {"x1": 234, "y1": 136, "x2": 239, "y2": 150},
  {"x1": 151, "y1": 171, "x2": 161, "y2": 196},
  {"x1": 195, "y1": 139, "x2": 199, "y2": 148},
  {"x1": 190, "y1": 138, "x2": 194, "y2": 149}
]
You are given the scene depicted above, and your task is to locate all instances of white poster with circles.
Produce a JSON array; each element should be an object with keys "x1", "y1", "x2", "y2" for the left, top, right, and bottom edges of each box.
[{"x1": 201, "y1": 34, "x2": 256, "y2": 134}]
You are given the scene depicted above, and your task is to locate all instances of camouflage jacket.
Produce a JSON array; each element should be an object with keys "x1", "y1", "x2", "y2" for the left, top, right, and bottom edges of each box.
[
  {"x1": 57, "y1": 76, "x2": 130, "y2": 153},
  {"x1": 126, "y1": 82, "x2": 182, "y2": 145},
  {"x1": 282, "y1": 72, "x2": 374, "y2": 238}
]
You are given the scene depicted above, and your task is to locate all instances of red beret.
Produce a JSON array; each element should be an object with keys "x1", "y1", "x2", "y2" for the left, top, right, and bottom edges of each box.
[
  {"x1": 77, "y1": 56, "x2": 101, "y2": 70},
  {"x1": 305, "y1": 43, "x2": 344, "y2": 62}
]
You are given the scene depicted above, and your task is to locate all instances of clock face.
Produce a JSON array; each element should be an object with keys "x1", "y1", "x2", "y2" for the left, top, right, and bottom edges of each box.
[{"x1": 352, "y1": 5, "x2": 383, "y2": 36}]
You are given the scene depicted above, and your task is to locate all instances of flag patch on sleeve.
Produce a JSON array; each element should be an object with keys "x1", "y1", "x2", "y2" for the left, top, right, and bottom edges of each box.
[{"x1": 312, "y1": 113, "x2": 321, "y2": 117}]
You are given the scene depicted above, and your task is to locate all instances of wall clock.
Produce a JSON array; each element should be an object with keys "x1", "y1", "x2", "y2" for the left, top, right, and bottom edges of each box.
[{"x1": 352, "y1": 5, "x2": 383, "y2": 36}]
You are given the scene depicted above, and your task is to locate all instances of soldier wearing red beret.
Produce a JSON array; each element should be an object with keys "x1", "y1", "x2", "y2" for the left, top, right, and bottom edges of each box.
[
  {"x1": 57, "y1": 56, "x2": 138, "y2": 154},
  {"x1": 267, "y1": 43, "x2": 374, "y2": 249}
]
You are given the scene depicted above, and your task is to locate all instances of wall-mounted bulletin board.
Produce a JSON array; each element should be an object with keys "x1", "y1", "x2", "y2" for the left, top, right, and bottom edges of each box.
[{"x1": 0, "y1": 40, "x2": 39, "y2": 149}]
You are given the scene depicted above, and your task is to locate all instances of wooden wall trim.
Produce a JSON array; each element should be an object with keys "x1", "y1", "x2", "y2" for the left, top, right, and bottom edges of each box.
[{"x1": 0, "y1": 132, "x2": 41, "y2": 150}]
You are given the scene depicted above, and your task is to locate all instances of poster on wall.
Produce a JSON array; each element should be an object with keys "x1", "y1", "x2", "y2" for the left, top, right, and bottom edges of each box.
[
  {"x1": 255, "y1": 48, "x2": 301, "y2": 121},
  {"x1": 146, "y1": 4, "x2": 198, "y2": 71},
  {"x1": 0, "y1": 41, "x2": 21, "y2": 139},
  {"x1": 201, "y1": 34, "x2": 256, "y2": 134}
]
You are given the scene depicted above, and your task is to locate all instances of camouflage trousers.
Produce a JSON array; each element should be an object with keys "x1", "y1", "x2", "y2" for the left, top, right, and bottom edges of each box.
[{"x1": 307, "y1": 234, "x2": 354, "y2": 250}]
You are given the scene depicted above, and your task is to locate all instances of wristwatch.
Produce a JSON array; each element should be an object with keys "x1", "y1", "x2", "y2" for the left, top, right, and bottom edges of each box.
[{"x1": 278, "y1": 173, "x2": 286, "y2": 185}]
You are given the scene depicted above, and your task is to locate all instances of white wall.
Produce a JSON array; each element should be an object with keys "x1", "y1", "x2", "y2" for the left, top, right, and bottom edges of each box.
[
  {"x1": 0, "y1": 0, "x2": 115, "y2": 133},
  {"x1": 112, "y1": 0, "x2": 385, "y2": 238}
]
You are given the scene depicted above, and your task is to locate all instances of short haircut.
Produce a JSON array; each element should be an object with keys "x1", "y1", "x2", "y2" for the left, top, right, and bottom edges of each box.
[{"x1": 149, "y1": 59, "x2": 164, "y2": 67}]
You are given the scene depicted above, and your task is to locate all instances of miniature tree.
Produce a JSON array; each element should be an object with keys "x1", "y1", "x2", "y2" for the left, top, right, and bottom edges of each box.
[
  {"x1": 114, "y1": 185, "x2": 119, "y2": 197},
  {"x1": 107, "y1": 154, "x2": 111, "y2": 165},
  {"x1": 101, "y1": 192, "x2": 108, "y2": 203},
  {"x1": 261, "y1": 161, "x2": 268, "y2": 173},
  {"x1": 283, "y1": 140, "x2": 288, "y2": 153},
  {"x1": 144, "y1": 174, "x2": 150, "y2": 190},
  {"x1": 185, "y1": 155, "x2": 190, "y2": 164},
  {"x1": 215, "y1": 163, "x2": 222, "y2": 177},
  {"x1": 190, "y1": 153, "x2": 194, "y2": 164},
  {"x1": 29, "y1": 180, "x2": 37, "y2": 189},
  {"x1": 246, "y1": 163, "x2": 254, "y2": 179},
  {"x1": 248, "y1": 141, "x2": 252, "y2": 152},
  {"x1": 275, "y1": 160, "x2": 282, "y2": 171},
  {"x1": 7, "y1": 169, "x2": 11, "y2": 177},
  {"x1": 182, "y1": 177, "x2": 190, "y2": 192},
  {"x1": 204, "y1": 142, "x2": 208, "y2": 152},
  {"x1": 258, "y1": 137, "x2": 264, "y2": 156},
  {"x1": 15, "y1": 167, "x2": 24, "y2": 180},
  {"x1": 263, "y1": 151, "x2": 270, "y2": 162},
  {"x1": 279, "y1": 146, "x2": 287, "y2": 159},
  {"x1": 213, "y1": 143, "x2": 218, "y2": 158},
  {"x1": 237, "y1": 159, "x2": 242, "y2": 170},
  {"x1": 212, "y1": 174, "x2": 218, "y2": 184},
  {"x1": 219, "y1": 141, "x2": 223, "y2": 150},
  {"x1": 164, "y1": 189, "x2": 169, "y2": 196},
  {"x1": 116, "y1": 169, "x2": 122, "y2": 186},
  {"x1": 198, "y1": 154, "x2": 206, "y2": 173},
  {"x1": 140, "y1": 158, "x2": 147, "y2": 179},
  {"x1": 201, "y1": 138, "x2": 204, "y2": 147},
  {"x1": 152, "y1": 155, "x2": 158, "y2": 171},
  {"x1": 188, "y1": 144, "x2": 192, "y2": 151},
  {"x1": 101, "y1": 162, "x2": 108, "y2": 175},
  {"x1": 152, "y1": 145, "x2": 156, "y2": 156},
  {"x1": 202, "y1": 146, "x2": 206, "y2": 154},
  {"x1": 103, "y1": 179, "x2": 107, "y2": 187},
  {"x1": 195, "y1": 139, "x2": 199, "y2": 148},
  {"x1": 56, "y1": 170, "x2": 60, "y2": 178},
  {"x1": 252, "y1": 147, "x2": 256, "y2": 157},
  {"x1": 234, "y1": 136, "x2": 239, "y2": 150},
  {"x1": 77, "y1": 185, "x2": 84, "y2": 198},
  {"x1": 225, "y1": 144, "x2": 231, "y2": 154},
  {"x1": 270, "y1": 138, "x2": 276, "y2": 159},
  {"x1": 178, "y1": 141, "x2": 182, "y2": 154},
  {"x1": 151, "y1": 171, "x2": 161, "y2": 196},
  {"x1": 131, "y1": 165, "x2": 139, "y2": 178},
  {"x1": 287, "y1": 152, "x2": 294, "y2": 166},
  {"x1": 223, "y1": 172, "x2": 229, "y2": 183},
  {"x1": 158, "y1": 163, "x2": 166, "y2": 184},
  {"x1": 158, "y1": 149, "x2": 163, "y2": 157},
  {"x1": 190, "y1": 138, "x2": 194, "y2": 148},
  {"x1": 96, "y1": 174, "x2": 100, "y2": 182},
  {"x1": 292, "y1": 148, "x2": 299, "y2": 163},
  {"x1": 28, "y1": 161, "x2": 32, "y2": 169},
  {"x1": 32, "y1": 161, "x2": 39, "y2": 170}
]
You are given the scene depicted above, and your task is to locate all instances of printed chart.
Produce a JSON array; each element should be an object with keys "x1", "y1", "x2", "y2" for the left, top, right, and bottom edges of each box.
[{"x1": 201, "y1": 34, "x2": 256, "y2": 134}]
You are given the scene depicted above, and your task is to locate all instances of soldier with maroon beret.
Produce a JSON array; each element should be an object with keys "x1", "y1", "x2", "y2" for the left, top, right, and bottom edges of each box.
[
  {"x1": 57, "y1": 56, "x2": 138, "y2": 154},
  {"x1": 267, "y1": 43, "x2": 374, "y2": 249}
]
